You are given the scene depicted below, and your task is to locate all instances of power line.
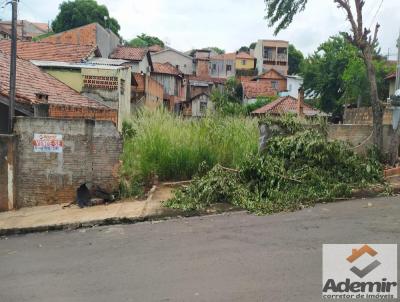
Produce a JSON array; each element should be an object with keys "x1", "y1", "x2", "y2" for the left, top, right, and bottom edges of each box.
[{"x1": 369, "y1": 0, "x2": 384, "y2": 29}]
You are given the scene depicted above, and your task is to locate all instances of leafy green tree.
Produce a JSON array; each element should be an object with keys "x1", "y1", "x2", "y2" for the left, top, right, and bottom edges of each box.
[
  {"x1": 128, "y1": 33, "x2": 165, "y2": 48},
  {"x1": 211, "y1": 77, "x2": 245, "y2": 115},
  {"x1": 52, "y1": 0, "x2": 120, "y2": 35},
  {"x1": 249, "y1": 42, "x2": 257, "y2": 50},
  {"x1": 245, "y1": 96, "x2": 277, "y2": 115},
  {"x1": 302, "y1": 36, "x2": 394, "y2": 119},
  {"x1": 238, "y1": 46, "x2": 250, "y2": 53},
  {"x1": 301, "y1": 36, "x2": 360, "y2": 115},
  {"x1": 288, "y1": 44, "x2": 304, "y2": 75},
  {"x1": 207, "y1": 47, "x2": 225, "y2": 55},
  {"x1": 264, "y1": 0, "x2": 388, "y2": 158}
]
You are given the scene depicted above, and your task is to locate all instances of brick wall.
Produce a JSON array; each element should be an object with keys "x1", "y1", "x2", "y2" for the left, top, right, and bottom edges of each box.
[
  {"x1": 42, "y1": 23, "x2": 97, "y2": 46},
  {"x1": 343, "y1": 107, "x2": 393, "y2": 125},
  {"x1": 196, "y1": 60, "x2": 210, "y2": 77},
  {"x1": 13, "y1": 117, "x2": 122, "y2": 208},
  {"x1": 49, "y1": 104, "x2": 117, "y2": 125}
]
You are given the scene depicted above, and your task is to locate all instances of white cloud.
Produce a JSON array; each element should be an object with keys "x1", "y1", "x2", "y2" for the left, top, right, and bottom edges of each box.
[{"x1": 2, "y1": 0, "x2": 399, "y2": 57}]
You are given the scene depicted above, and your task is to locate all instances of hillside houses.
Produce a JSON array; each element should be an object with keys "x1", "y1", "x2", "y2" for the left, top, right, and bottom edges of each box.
[{"x1": 0, "y1": 19, "x2": 311, "y2": 127}]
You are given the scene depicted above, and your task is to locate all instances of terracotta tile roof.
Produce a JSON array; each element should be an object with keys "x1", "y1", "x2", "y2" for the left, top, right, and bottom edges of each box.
[
  {"x1": 211, "y1": 52, "x2": 255, "y2": 61},
  {"x1": 32, "y1": 22, "x2": 49, "y2": 32},
  {"x1": 211, "y1": 52, "x2": 236, "y2": 61},
  {"x1": 0, "y1": 24, "x2": 11, "y2": 35},
  {"x1": 236, "y1": 52, "x2": 254, "y2": 60},
  {"x1": 255, "y1": 68, "x2": 286, "y2": 80},
  {"x1": 0, "y1": 40, "x2": 99, "y2": 62},
  {"x1": 110, "y1": 46, "x2": 148, "y2": 61},
  {"x1": 385, "y1": 72, "x2": 396, "y2": 80},
  {"x1": 188, "y1": 75, "x2": 226, "y2": 84},
  {"x1": 0, "y1": 50, "x2": 109, "y2": 110},
  {"x1": 148, "y1": 45, "x2": 164, "y2": 53},
  {"x1": 252, "y1": 96, "x2": 326, "y2": 117},
  {"x1": 152, "y1": 62, "x2": 182, "y2": 76},
  {"x1": 242, "y1": 82, "x2": 277, "y2": 99}
]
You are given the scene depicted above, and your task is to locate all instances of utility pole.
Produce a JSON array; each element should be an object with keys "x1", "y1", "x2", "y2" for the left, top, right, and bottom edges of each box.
[
  {"x1": 7, "y1": 0, "x2": 18, "y2": 134},
  {"x1": 396, "y1": 30, "x2": 400, "y2": 92}
]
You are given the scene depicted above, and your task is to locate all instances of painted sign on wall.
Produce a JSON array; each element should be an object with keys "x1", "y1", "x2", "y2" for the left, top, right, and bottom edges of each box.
[{"x1": 33, "y1": 134, "x2": 64, "y2": 153}]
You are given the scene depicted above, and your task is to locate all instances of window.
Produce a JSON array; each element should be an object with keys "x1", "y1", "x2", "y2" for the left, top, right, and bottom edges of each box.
[
  {"x1": 212, "y1": 64, "x2": 217, "y2": 71},
  {"x1": 271, "y1": 80, "x2": 279, "y2": 90},
  {"x1": 242, "y1": 60, "x2": 246, "y2": 65},
  {"x1": 226, "y1": 65, "x2": 232, "y2": 72},
  {"x1": 200, "y1": 101, "x2": 208, "y2": 113},
  {"x1": 120, "y1": 79, "x2": 125, "y2": 95},
  {"x1": 176, "y1": 65, "x2": 180, "y2": 70}
]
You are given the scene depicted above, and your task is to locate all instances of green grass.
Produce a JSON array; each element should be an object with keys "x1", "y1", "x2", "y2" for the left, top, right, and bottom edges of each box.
[{"x1": 120, "y1": 109, "x2": 259, "y2": 196}]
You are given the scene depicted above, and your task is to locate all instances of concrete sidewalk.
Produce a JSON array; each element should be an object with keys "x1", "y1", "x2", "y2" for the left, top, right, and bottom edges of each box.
[{"x1": 0, "y1": 186, "x2": 178, "y2": 236}]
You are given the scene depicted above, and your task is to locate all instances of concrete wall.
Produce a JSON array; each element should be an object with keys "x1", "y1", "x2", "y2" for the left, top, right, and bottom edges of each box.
[
  {"x1": 81, "y1": 67, "x2": 131, "y2": 131},
  {"x1": 259, "y1": 122, "x2": 394, "y2": 156},
  {"x1": 95, "y1": 23, "x2": 120, "y2": 58},
  {"x1": 389, "y1": 79, "x2": 396, "y2": 96},
  {"x1": 210, "y1": 59, "x2": 235, "y2": 78},
  {"x1": 327, "y1": 124, "x2": 394, "y2": 155},
  {"x1": 235, "y1": 58, "x2": 255, "y2": 70},
  {"x1": 191, "y1": 94, "x2": 214, "y2": 117},
  {"x1": 45, "y1": 69, "x2": 83, "y2": 92},
  {"x1": 0, "y1": 135, "x2": 16, "y2": 211},
  {"x1": 151, "y1": 49, "x2": 194, "y2": 75},
  {"x1": 13, "y1": 117, "x2": 122, "y2": 208},
  {"x1": 343, "y1": 107, "x2": 393, "y2": 125},
  {"x1": 287, "y1": 77, "x2": 303, "y2": 98}
]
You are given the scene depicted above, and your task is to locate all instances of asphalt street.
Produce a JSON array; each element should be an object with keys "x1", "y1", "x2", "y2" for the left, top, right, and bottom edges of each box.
[{"x1": 0, "y1": 196, "x2": 399, "y2": 302}]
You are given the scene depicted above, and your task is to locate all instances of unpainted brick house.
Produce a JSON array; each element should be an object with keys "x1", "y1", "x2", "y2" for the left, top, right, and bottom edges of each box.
[
  {"x1": 41, "y1": 23, "x2": 120, "y2": 58},
  {"x1": 31, "y1": 60, "x2": 132, "y2": 131},
  {"x1": 0, "y1": 50, "x2": 117, "y2": 134}
]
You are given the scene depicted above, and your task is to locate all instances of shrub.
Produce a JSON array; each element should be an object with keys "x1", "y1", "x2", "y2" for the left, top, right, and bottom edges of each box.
[
  {"x1": 165, "y1": 129, "x2": 384, "y2": 214},
  {"x1": 120, "y1": 109, "x2": 259, "y2": 195}
]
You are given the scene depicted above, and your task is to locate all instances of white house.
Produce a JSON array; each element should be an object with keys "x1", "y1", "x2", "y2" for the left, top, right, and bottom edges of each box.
[{"x1": 286, "y1": 75, "x2": 303, "y2": 98}]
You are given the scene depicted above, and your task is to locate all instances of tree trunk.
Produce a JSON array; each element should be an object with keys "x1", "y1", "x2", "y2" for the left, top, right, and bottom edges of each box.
[
  {"x1": 362, "y1": 46, "x2": 384, "y2": 153},
  {"x1": 388, "y1": 124, "x2": 400, "y2": 166}
]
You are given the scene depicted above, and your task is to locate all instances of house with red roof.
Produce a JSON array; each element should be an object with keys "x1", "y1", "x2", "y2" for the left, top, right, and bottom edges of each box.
[
  {"x1": 151, "y1": 47, "x2": 194, "y2": 75},
  {"x1": 0, "y1": 20, "x2": 49, "y2": 41},
  {"x1": 0, "y1": 50, "x2": 117, "y2": 133},
  {"x1": 41, "y1": 23, "x2": 120, "y2": 58},
  {"x1": 151, "y1": 62, "x2": 186, "y2": 110},
  {"x1": 0, "y1": 40, "x2": 100, "y2": 63},
  {"x1": 110, "y1": 46, "x2": 153, "y2": 74},
  {"x1": 251, "y1": 94, "x2": 328, "y2": 118}
]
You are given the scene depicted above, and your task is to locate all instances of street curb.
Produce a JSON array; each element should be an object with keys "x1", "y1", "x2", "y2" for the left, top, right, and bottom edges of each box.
[
  {"x1": 1, "y1": 184, "x2": 398, "y2": 237},
  {"x1": 0, "y1": 206, "x2": 244, "y2": 237}
]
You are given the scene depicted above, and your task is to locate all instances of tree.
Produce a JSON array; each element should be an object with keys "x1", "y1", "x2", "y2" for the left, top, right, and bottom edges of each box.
[
  {"x1": 301, "y1": 36, "x2": 359, "y2": 116},
  {"x1": 211, "y1": 77, "x2": 244, "y2": 115},
  {"x1": 264, "y1": 0, "x2": 389, "y2": 158},
  {"x1": 128, "y1": 33, "x2": 165, "y2": 48},
  {"x1": 52, "y1": 0, "x2": 120, "y2": 35},
  {"x1": 301, "y1": 35, "x2": 393, "y2": 121},
  {"x1": 249, "y1": 42, "x2": 257, "y2": 50},
  {"x1": 238, "y1": 46, "x2": 250, "y2": 53},
  {"x1": 288, "y1": 44, "x2": 304, "y2": 75},
  {"x1": 207, "y1": 47, "x2": 225, "y2": 55}
]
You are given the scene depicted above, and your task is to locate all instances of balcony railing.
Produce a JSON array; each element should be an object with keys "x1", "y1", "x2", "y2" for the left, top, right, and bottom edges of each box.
[{"x1": 277, "y1": 53, "x2": 287, "y2": 61}]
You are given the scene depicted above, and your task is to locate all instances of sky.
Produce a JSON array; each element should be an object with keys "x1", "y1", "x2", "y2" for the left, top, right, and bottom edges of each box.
[{"x1": 1, "y1": 0, "x2": 399, "y2": 59}]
